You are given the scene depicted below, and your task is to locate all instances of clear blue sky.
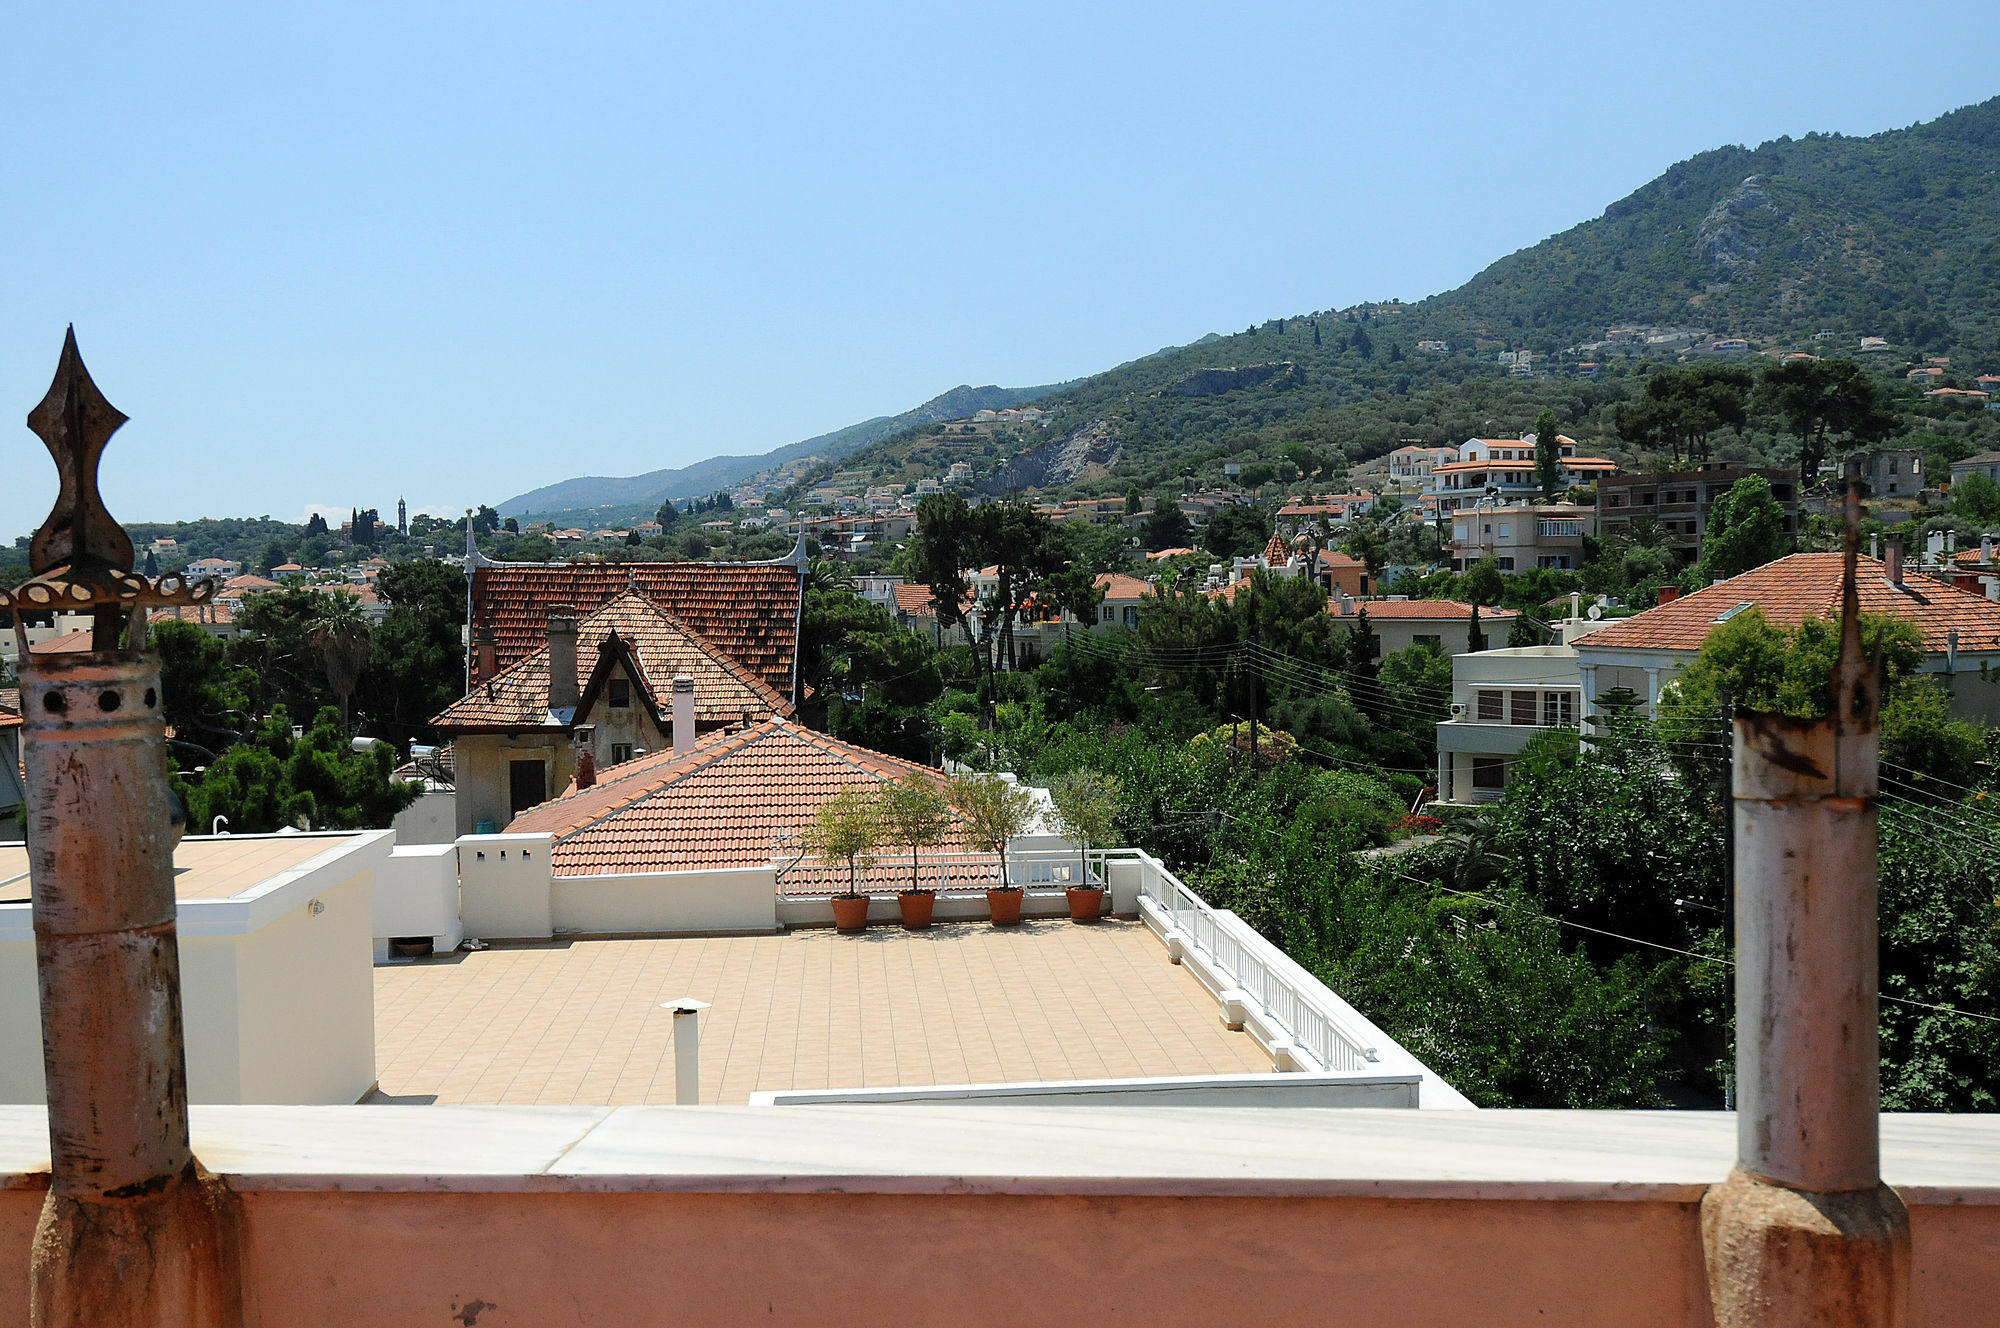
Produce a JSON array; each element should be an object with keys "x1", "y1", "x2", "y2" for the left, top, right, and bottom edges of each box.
[{"x1": 3, "y1": 3, "x2": 1994, "y2": 540}]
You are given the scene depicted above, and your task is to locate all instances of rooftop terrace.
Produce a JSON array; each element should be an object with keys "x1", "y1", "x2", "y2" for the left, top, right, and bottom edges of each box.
[{"x1": 374, "y1": 920, "x2": 1270, "y2": 1106}]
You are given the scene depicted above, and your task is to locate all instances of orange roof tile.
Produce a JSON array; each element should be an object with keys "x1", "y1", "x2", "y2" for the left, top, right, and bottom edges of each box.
[
  {"x1": 436, "y1": 590, "x2": 791, "y2": 731},
  {"x1": 1261, "y1": 533, "x2": 1291, "y2": 565},
  {"x1": 221, "y1": 574, "x2": 281, "y2": 593},
  {"x1": 31, "y1": 630, "x2": 94, "y2": 654},
  {"x1": 1578, "y1": 554, "x2": 2000, "y2": 654},
  {"x1": 0, "y1": 689, "x2": 18, "y2": 731},
  {"x1": 148, "y1": 604, "x2": 236, "y2": 627},
  {"x1": 1145, "y1": 547, "x2": 1198, "y2": 560},
  {"x1": 1094, "y1": 573, "x2": 1154, "y2": 600},
  {"x1": 472, "y1": 562, "x2": 801, "y2": 696},
  {"x1": 506, "y1": 719, "x2": 970, "y2": 875},
  {"x1": 892, "y1": 583, "x2": 937, "y2": 613},
  {"x1": 1327, "y1": 599, "x2": 1517, "y2": 621}
]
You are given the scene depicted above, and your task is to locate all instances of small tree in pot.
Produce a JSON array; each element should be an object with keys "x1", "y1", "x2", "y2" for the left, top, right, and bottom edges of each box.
[
  {"x1": 877, "y1": 771, "x2": 954, "y2": 929},
  {"x1": 1047, "y1": 768, "x2": 1123, "y2": 922},
  {"x1": 803, "y1": 786, "x2": 881, "y2": 932},
  {"x1": 949, "y1": 773, "x2": 1035, "y2": 926}
]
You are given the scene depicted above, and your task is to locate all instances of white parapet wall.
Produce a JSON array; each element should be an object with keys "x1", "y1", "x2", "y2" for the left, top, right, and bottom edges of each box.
[
  {"x1": 374, "y1": 841, "x2": 465, "y2": 960},
  {"x1": 391, "y1": 788, "x2": 458, "y2": 845},
  {"x1": 457, "y1": 832, "x2": 556, "y2": 940},
  {"x1": 552, "y1": 867, "x2": 778, "y2": 935},
  {"x1": 750, "y1": 1071, "x2": 1422, "y2": 1107},
  {"x1": 0, "y1": 831, "x2": 384, "y2": 1105}
]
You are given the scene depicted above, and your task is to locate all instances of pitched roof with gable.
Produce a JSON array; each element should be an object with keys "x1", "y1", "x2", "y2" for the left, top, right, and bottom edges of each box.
[
  {"x1": 472, "y1": 562, "x2": 802, "y2": 695},
  {"x1": 31, "y1": 630, "x2": 94, "y2": 654},
  {"x1": 506, "y1": 718, "x2": 969, "y2": 875},
  {"x1": 222, "y1": 574, "x2": 281, "y2": 594},
  {"x1": 1095, "y1": 573, "x2": 1154, "y2": 601},
  {"x1": 1262, "y1": 533, "x2": 1291, "y2": 565},
  {"x1": 1327, "y1": 599, "x2": 1517, "y2": 622},
  {"x1": 435, "y1": 590, "x2": 792, "y2": 730},
  {"x1": 892, "y1": 583, "x2": 937, "y2": 614},
  {"x1": 1578, "y1": 553, "x2": 2000, "y2": 655}
]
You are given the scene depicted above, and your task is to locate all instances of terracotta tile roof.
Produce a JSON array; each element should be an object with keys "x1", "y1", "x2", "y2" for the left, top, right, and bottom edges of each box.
[
  {"x1": 1327, "y1": 599, "x2": 1518, "y2": 621},
  {"x1": 148, "y1": 604, "x2": 236, "y2": 627},
  {"x1": 1262, "y1": 532, "x2": 1291, "y2": 565},
  {"x1": 1095, "y1": 573, "x2": 1154, "y2": 600},
  {"x1": 435, "y1": 590, "x2": 791, "y2": 731},
  {"x1": 1578, "y1": 554, "x2": 2000, "y2": 654},
  {"x1": 506, "y1": 718, "x2": 970, "y2": 876},
  {"x1": 31, "y1": 630, "x2": 94, "y2": 654},
  {"x1": 0, "y1": 689, "x2": 18, "y2": 731},
  {"x1": 472, "y1": 562, "x2": 802, "y2": 695},
  {"x1": 222, "y1": 574, "x2": 281, "y2": 594},
  {"x1": 1145, "y1": 547, "x2": 1198, "y2": 560},
  {"x1": 1434, "y1": 457, "x2": 1617, "y2": 473},
  {"x1": 893, "y1": 583, "x2": 937, "y2": 613}
]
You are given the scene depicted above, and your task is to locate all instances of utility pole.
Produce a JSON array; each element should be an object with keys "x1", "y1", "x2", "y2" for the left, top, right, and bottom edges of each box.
[
  {"x1": 1700, "y1": 466, "x2": 1908, "y2": 1327},
  {"x1": 7, "y1": 330, "x2": 242, "y2": 1327}
]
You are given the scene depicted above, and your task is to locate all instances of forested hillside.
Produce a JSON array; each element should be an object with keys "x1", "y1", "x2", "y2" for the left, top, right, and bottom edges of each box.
[{"x1": 795, "y1": 97, "x2": 2000, "y2": 500}]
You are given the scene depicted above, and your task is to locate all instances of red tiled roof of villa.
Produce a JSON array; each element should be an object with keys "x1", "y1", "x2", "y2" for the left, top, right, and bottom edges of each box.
[
  {"x1": 472, "y1": 562, "x2": 802, "y2": 694},
  {"x1": 506, "y1": 718, "x2": 970, "y2": 876},
  {"x1": 1578, "y1": 554, "x2": 2000, "y2": 654},
  {"x1": 436, "y1": 589, "x2": 790, "y2": 730}
]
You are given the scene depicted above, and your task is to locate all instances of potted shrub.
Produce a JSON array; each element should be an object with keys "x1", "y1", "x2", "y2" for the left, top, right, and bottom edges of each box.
[
  {"x1": 1047, "y1": 768, "x2": 1123, "y2": 922},
  {"x1": 949, "y1": 772, "x2": 1035, "y2": 926},
  {"x1": 802, "y1": 787, "x2": 880, "y2": 932},
  {"x1": 877, "y1": 771, "x2": 954, "y2": 929}
]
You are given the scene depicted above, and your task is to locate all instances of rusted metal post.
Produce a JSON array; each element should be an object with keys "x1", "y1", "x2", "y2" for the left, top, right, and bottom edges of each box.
[
  {"x1": 9, "y1": 330, "x2": 240, "y2": 1327},
  {"x1": 1700, "y1": 472, "x2": 1909, "y2": 1327}
]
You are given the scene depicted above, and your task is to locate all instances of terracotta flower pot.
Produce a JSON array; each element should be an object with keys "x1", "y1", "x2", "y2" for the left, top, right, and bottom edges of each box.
[
  {"x1": 897, "y1": 889, "x2": 936, "y2": 929},
  {"x1": 986, "y1": 887, "x2": 1023, "y2": 926},
  {"x1": 1065, "y1": 885, "x2": 1105, "y2": 922},
  {"x1": 831, "y1": 893, "x2": 871, "y2": 932}
]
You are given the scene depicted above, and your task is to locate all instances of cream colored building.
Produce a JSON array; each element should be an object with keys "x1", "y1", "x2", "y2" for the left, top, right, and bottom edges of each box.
[{"x1": 0, "y1": 831, "x2": 387, "y2": 1104}]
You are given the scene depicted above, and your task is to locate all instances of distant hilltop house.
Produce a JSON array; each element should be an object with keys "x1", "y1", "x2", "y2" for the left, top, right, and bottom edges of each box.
[
  {"x1": 944, "y1": 461, "x2": 974, "y2": 483},
  {"x1": 1859, "y1": 335, "x2": 1892, "y2": 351},
  {"x1": 971, "y1": 406, "x2": 1047, "y2": 424},
  {"x1": 1416, "y1": 340, "x2": 1448, "y2": 353},
  {"x1": 1908, "y1": 367, "x2": 1946, "y2": 384}
]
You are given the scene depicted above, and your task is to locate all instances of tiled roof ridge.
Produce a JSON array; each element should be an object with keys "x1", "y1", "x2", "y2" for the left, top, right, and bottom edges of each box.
[
  {"x1": 585, "y1": 591, "x2": 789, "y2": 711},
  {"x1": 539, "y1": 721, "x2": 786, "y2": 843}
]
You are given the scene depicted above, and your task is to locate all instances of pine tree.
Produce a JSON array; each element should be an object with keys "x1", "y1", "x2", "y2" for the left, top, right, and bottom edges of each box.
[{"x1": 1312, "y1": 321, "x2": 1321, "y2": 347}]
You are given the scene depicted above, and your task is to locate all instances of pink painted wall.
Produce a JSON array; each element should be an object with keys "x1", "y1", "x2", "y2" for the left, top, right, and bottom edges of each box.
[{"x1": 0, "y1": 1187, "x2": 1990, "y2": 1324}]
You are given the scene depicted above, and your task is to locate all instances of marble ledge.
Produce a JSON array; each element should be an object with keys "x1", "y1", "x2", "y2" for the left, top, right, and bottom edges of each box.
[{"x1": 0, "y1": 1107, "x2": 1991, "y2": 1204}]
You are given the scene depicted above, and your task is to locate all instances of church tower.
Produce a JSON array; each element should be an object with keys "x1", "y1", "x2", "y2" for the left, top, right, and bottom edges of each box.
[{"x1": 398, "y1": 497, "x2": 408, "y2": 534}]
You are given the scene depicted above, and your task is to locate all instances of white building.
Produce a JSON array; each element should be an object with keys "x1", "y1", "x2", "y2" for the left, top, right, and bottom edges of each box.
[{"x1": 1433, "y1": 645, "x2": 1583, "y2": 804}]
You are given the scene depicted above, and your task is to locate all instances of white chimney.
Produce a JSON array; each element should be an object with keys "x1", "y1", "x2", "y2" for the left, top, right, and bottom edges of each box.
[{"x1": 672, "y1": 675, "x2": 696, "y2": 753}]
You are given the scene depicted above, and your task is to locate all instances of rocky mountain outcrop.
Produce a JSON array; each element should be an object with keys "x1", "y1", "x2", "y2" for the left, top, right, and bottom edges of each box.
[{"x1": 978, "y1": 420, "x2": 1121, "y2": 494}]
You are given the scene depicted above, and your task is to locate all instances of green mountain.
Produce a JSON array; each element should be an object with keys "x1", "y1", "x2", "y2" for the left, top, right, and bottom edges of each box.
[
  {"x1": 797, "y1": 96, "x2": 2000, "y2": 498},
  {"x1": 498, "y1": 381, "x2": 1074, "y2": 518}
]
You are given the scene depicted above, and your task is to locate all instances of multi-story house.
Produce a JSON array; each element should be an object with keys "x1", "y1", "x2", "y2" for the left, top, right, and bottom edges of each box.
[
  {"x1": 1597, "y1": 465, "x2": 1798, "y2": 562},
  {"x1": 1433, "y1": 644, "x2": 1584, "y2": 804},
  {"x1": 1427, "y1": 435, "x2": 1617, "y2": 511},
  {"x1": 1448, "y1": 502, "x2": 1594, "y2": 572}
]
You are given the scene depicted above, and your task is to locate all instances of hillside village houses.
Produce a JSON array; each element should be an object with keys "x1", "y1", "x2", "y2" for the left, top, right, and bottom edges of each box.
[
  {"x1": 1597, "y1": 465, "x2": 1799, "y2": 563},
  {"x1": 1434, "y1": 550, "x2": 2000, "y2": 803},
  {"x1": 1425, "y1": 433, "x2": 1619, "y2": 510}
]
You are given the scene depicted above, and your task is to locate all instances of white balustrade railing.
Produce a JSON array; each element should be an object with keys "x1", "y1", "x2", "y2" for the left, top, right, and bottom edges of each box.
[
  {"x1": 1120, "y1": 849, "x2": 1378, "y2": 1074},
  {"x1": 773, "y1": 847, "x2": 1101, "y2": 897}
]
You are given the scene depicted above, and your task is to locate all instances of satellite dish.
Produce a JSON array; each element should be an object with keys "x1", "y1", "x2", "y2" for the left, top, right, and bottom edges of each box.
[{"x1": 1586, "y1": 605, "x2": 1603, "y2": 620}]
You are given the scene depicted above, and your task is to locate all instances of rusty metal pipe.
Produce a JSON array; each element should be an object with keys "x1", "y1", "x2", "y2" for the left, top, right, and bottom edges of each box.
[{"x1": 1730, "y1": 711, "x2": 1879, "y2": 1193}]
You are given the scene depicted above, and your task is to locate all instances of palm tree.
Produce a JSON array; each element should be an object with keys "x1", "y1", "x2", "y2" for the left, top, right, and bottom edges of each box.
[{"x1": 306, "y1": 597, "x2": 371, "y2": 734}]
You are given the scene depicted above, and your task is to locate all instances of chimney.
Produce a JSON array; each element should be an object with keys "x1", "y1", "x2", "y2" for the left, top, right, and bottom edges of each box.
[
  {"x1": 473, "y1": 622, "x2": 497, "y2": 681},
  {"x1": 1984, "y1": 534, "x2": 1994, "y2": 567},
  {"x1": 572, "y1": 725, "x2": 597, "y2": 789},
  {"x1": 1656, "y1": 585, "x2": 1680, "y2": 604},
  {"x1": 1884, "y1": 540, "x2": 1903, "y2": 587},
  {"x1": 672, "y1": 675, "x2": 696, "y2": 753},
  {"x1": 547, "y1": 610, "x2": 579, "y2": 714}
]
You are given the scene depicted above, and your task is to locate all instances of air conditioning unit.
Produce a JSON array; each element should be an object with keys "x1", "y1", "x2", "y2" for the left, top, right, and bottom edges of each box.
[{"x1": 1449, "y1": 702, "x2": 1466, "y2": 718}]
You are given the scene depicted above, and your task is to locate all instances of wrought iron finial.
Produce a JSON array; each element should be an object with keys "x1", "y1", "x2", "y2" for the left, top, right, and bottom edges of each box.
[
  {"x1": 27, "y1": 326, "x2": 133, "y2": 582},
  {"x1": 4, "y1": 328, "x2": 213, "y2": 626}
]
